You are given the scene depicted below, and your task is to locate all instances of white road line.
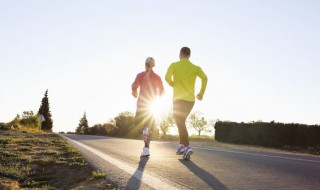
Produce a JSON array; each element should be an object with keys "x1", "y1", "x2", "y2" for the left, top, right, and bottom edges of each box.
[
  {"x1": 192, "y1": 146, "x2": 320, "y2": 163},
  {"x1": 61, "y1": 135, "x2": 178, "y2": 190}
]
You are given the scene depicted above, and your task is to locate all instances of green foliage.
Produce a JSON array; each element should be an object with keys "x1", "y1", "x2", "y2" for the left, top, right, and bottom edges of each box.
[
  {"x1": 2, "y1": 111, "x2": 41, "y2": 131},
  {"x1": 114, "y1": 111, "x2": 135, "y2": 137},
  {"x1": 80, "y1": 111, "x2": 135, "y2": 138},
  {"x1": 86, "y1": 123, "x2": 118, "y2": 136},
  {"x1": 0, "y1": 138, "x2": 11, "y2": 147},
  {"x1": 38, "y1": 90, "x2": 53, "y2": 131},
  {"x1": 75, "y1": 112, "x2": 89, "y2": 134},
  {"x1": 92, "y1": 170, "x2": 107, "y2": 179},
  {"x1": 19, "y1": 111, "x2": 38, "y2": 128},
  {"x1": 215, "y1": 121, "x2": 320, "y2": 147},
  {"x1": 0, "y1": 122, "x2": 7, "y2": 130}
]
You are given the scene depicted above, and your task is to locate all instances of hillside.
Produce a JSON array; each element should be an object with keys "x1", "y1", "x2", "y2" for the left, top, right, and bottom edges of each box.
[{"x1": 0, "y1": 132, "x2": 117, "y2": 190}]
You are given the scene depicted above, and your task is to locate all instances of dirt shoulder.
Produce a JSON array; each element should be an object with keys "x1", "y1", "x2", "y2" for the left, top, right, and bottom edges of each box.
[{"x1": 0, "y1": 132, "x2": 117, "y2": 190}]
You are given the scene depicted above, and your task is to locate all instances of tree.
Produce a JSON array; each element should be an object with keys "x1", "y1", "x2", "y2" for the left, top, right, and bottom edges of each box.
[
  {"x1": 38, "y1": 90, "x2": 53, "y2": 131},
  {"x1": 87, "y1": 124, "x2": 106, "y2": 135},
  {"x1": 76, "y1": 112, "x2": 89, "y2": 134},
  {"x1": 22, "y1": 111, "x2": 34, "y2": 118},
  {"x1": 20, "y1": 110, "x2": 37, "y2": 128},
  {"x1": 86, "y1": 122, "x2": 118, "y2": 136},
  {"x1": 114, "y1": 111, "x2": 135, "y2": 137},
  {"x1": 159, "y1": 111, "x2": 175, "y2": 136},
  {"x1": 188, "y1": 111, "x2": 211, "y2": 136},
  {"x1": 104, "y1": 122, "x2": 118, "y2": 136}
]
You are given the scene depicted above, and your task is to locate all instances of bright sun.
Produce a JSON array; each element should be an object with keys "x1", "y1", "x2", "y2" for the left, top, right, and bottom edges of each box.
[{"x1": 149, "y1": 98, "x2": 170, "y2": 120}]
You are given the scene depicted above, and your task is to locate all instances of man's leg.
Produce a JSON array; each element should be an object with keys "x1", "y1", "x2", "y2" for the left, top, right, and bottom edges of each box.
[{"x1": 173, "y1": 100, "x2": 195, "y2": 147}]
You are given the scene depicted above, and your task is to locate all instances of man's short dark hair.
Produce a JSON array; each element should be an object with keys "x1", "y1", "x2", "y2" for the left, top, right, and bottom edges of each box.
[{"x1": 180, "y1": 47, "x2": 191, "y2": 57}]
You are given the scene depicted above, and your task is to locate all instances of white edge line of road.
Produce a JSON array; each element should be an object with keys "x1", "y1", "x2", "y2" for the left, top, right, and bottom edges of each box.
[
  {"x1": 191, "y1": 145, "x2": 320, "y2": 163},
  {"x1": 60, "y1": 135, "x2": 179, "y2": 190}
]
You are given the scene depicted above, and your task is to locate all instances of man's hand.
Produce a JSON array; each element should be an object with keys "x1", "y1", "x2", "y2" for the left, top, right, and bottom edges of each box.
[{"x1": 196, "y1": 93, "x2": 203, "y2": 101}]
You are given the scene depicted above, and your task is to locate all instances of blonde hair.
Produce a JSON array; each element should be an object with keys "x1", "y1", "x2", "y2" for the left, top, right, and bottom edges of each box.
[{"x1": 145, "y1": 57, "x2": 155, "y2": 69}]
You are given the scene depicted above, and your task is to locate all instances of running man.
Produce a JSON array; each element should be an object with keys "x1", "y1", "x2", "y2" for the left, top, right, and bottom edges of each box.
[
  {"x1": 165, "y1": 47, "x2": 208, "y2": 160},
  {"x1": 132, "y1": 57, "x2": 164, "y2": 157}
]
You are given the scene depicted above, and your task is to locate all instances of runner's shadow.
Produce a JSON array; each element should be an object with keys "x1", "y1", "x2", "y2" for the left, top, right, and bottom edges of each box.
[
  {"x1": 125, "y1": 156, "x2": 149, "y2": 190},
  {"x1": 179, "y1": 160, "x2": 227, "y2": 190}
]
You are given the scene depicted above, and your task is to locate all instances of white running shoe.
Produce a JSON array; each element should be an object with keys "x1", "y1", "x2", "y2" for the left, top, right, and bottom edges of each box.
[{"x1": 141, "y1": 147, "x2": 150, "y2": 157}]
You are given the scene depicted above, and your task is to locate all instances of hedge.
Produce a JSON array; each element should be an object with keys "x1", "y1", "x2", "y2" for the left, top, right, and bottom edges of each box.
[{"x1": 215, "y1": 121, "x2": 320, "y2": 147}]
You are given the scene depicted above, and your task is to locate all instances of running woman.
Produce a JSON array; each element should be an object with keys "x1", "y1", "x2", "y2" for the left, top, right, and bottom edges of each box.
[
  {"x1": 132, "y1": 57, "x2": 164, "y2": 157},
  {"x1": 165, "y1": 47, "x2": 208, "y2": 160}
]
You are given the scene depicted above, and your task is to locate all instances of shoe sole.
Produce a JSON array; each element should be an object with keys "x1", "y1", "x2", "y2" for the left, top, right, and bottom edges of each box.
[
  {"x1": 141, "y1": 154, "x2": 150, "y2": 157},
  {"x1": 176, "y1": 151, "x2": 184, "y2": 155},
  {"x1": 182, "y1": 150, "x2": 193, "y2": 160}
]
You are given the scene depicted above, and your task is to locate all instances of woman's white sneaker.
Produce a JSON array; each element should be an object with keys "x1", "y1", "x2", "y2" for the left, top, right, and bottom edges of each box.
[{"x1": 141, "y1": 147, "x2": 150, "y2": 157}]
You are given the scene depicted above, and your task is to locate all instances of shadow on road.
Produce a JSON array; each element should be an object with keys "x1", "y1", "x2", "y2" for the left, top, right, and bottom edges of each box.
[
  {"x1": 179, "y1": 160, "x2": 227, "y2": 190},
  {"x1": 125, "y1": 156, "x2": 149, "y2": 189}
]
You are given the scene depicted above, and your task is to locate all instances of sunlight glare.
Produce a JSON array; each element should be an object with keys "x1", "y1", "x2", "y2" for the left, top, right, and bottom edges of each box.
[{"x1": 150, "y1": 98, "x2": 169, "y2": 121}]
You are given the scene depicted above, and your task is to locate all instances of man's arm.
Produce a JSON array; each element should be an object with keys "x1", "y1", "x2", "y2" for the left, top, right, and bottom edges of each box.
[
  {"x1": 165, "y1": 64, "x2": 174, "y2": 87},
  {"x1": 196, "y1": 67, "x2": 208, "y2": 100}
]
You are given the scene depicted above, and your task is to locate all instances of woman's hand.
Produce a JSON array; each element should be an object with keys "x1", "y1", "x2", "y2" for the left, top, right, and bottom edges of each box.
[{"x1": 132, "y1": 90, "x2": 138, "y2": 98}]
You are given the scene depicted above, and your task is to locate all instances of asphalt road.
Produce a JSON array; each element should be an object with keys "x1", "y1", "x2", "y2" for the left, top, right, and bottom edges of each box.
[{"x1": 60, "y1": 134, "x2": 320, "y2": 190}]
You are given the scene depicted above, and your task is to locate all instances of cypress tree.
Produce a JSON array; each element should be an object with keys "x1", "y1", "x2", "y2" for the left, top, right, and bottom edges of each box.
[
  {"x1": 76, "y1": 112, "x2": 89, "y2": 134},
  {"x1": 38, "y1": 90, "x2": 53, "y2": 131}
]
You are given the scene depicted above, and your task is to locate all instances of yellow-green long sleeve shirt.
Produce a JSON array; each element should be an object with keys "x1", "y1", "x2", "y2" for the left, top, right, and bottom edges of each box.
[{"x1": 165, "y1": 58, "x2": 208, "y2": 102}]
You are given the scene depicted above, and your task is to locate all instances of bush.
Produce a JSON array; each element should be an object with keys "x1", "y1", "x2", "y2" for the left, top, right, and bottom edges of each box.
[
  {"x1": 114, "y1": 112, "x2": 135, "y2": 137},
  {"x1": 215, "y1": 121, "x2": 320, "y2": 147},
  {"x1": 86, "y1": 123, "x2": 118, "y2": 136}
]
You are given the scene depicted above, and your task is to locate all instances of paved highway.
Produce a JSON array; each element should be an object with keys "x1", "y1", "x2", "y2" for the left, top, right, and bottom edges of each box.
[{"x1": 60, "y1": 134, "x2": 320, "y2": 190}]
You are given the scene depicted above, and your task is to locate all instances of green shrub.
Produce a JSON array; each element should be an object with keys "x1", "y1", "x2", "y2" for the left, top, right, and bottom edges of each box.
[{"x1": 215, "y1": 121, "x2": 320, "y2": 147}]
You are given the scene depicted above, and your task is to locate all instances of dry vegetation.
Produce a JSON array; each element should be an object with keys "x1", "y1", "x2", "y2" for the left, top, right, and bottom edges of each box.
[{"x1": 0, "y1": 132, "x2": 117, "y2": 190}]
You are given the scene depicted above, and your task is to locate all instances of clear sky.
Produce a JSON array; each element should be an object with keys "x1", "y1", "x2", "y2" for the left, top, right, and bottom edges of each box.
[{"x1": 1, "y1": 0, "x2": 319, "y2": 132}]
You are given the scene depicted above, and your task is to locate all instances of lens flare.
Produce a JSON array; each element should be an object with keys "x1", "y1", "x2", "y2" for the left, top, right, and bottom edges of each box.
[{"x1": 149, "y1": 98, "x2": 167, "y2": 120}]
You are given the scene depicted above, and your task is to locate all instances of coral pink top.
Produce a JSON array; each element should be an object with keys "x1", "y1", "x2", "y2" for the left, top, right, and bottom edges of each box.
[{"x1": 132, "y1": 70, "x2": 164, "y2": 108}]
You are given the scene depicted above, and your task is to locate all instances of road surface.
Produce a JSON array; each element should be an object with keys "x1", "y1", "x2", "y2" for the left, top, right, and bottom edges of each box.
[{"x1": 60, "y1": 134, "x2": 320, "y2": 190}]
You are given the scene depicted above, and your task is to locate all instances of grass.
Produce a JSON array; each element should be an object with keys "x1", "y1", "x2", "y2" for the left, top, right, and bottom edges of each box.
[
  {"x1": 0, "y1": 138, "x2": 12, "y2": 149},
  {"x1": 0, "y1": 132, "x2": 117, "y2": 189},
  {"x1": 17, "y1": 146, "x2": 33, "y2": 152},
  {"x1": 92, "y1": 170, "x2": 107, "y2": 179}
]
